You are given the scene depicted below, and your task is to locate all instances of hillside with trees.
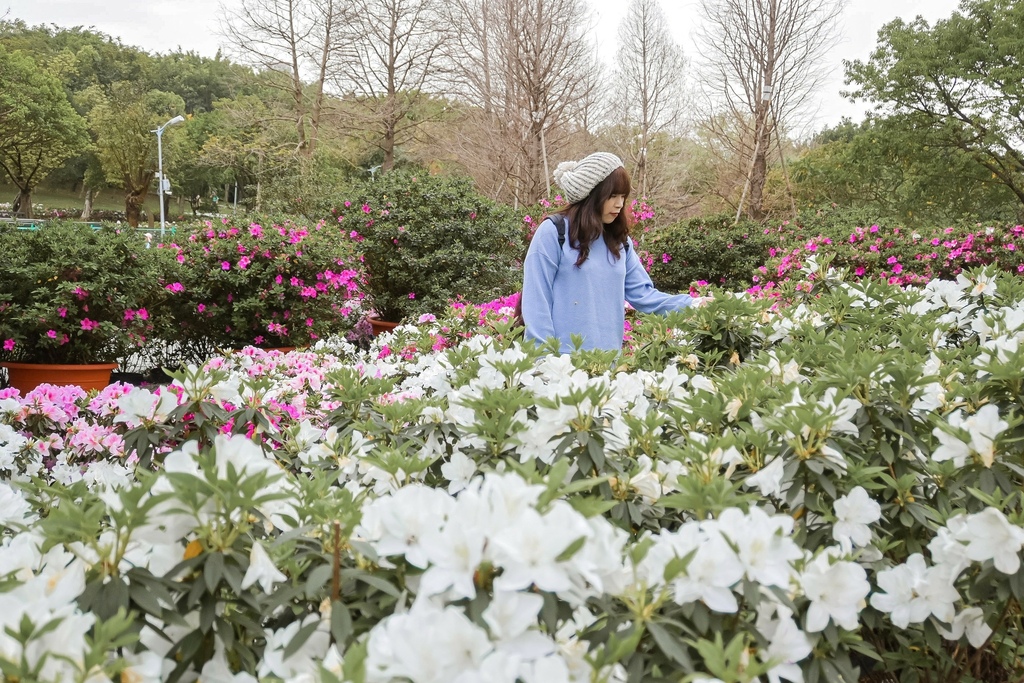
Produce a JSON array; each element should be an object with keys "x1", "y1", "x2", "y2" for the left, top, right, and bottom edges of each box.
[{"x1": 0, "y1": 0, "x2": 1021, "y2": 227}]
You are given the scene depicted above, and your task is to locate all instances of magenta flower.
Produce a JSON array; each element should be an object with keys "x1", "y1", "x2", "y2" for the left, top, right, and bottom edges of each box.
[
  {"x1": 58, "y1": 307, "x2": 68, "y2": 318},
  {"x1": 165, "y1": 282, "x2": 184, "y2": 293},
  {"x1": 408, "y1": 292, "x2": 416, "y2": 299},
  {"x1": 2, "y1": 339, "x2": 14, "y2": 351},
  {"x1": 81, "y1": 319, "x2": 99, "y2": 331},
  {"x1": 46, "y1": 329, "x2": 57, "y2": 339},
  {"x1": 221, "y1": 261, "x2": 231, "y2": 270},
  {"x1": 137, "y1": 308, "x2": 149, "y2": 320}
]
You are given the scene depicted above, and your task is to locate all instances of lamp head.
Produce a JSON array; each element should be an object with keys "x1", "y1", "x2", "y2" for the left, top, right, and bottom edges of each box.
[{"x1": 168, "y1": 115, "x2": 185, "y2": 126}]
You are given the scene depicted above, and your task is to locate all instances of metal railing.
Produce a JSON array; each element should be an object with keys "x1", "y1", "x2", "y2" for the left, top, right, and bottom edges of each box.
[{"x1": 0, "y1": 218, "x2": 169, "y2": 232}]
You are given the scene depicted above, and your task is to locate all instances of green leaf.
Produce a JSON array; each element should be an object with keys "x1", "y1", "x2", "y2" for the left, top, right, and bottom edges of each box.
[
  {"x1": 648, "y1": 621, "x2": 693, "y2": 668},
  {"x1": 555, "y1": 536, "x2": 587, "y2": 563}
]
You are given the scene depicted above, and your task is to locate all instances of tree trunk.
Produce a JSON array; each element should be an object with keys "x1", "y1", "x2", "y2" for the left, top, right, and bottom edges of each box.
[
  {"x1": 125, "y1": 189, "x2": 146, "y2": 228},
  {"x1": 747, "y1": 104, "x2": 772, "y2": 221},
  {"x1": 382, "y1": 119, "x2": 396, "y2": 172},
  {"x1": 12, "y1": 189, "x2": 33, "y2": 219},
  {"x1": 81, "y1": 188, "x2": 94, "y2": 220}
]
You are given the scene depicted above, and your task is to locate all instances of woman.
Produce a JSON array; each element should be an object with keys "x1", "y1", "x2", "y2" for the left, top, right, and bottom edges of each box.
[{"x1": 521, "y1": 152, "x2": 694, "y2": 352}]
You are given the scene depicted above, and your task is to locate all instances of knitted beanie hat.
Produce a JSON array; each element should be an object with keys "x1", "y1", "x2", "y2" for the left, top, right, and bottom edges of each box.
[{"x1": 552, "y1": 152, "x2": 624, "y2": 204}]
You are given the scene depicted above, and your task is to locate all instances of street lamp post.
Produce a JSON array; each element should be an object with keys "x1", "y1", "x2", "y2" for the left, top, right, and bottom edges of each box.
[{"x1": 153, "y1": 115, "x2": 185, "y2": 239}]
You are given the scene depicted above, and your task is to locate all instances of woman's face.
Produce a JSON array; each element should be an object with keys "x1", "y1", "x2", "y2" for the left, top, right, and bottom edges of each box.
[{"x1": 601, "y1": 194, "x2": 626, "y2": 224}]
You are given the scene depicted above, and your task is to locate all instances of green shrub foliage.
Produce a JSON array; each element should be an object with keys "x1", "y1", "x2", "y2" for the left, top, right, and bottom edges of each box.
[{"x1": 343, "y1": 172, "x2": 522, "y2": 321}]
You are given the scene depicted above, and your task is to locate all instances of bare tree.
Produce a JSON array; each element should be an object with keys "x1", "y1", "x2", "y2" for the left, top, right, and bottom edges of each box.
[
  {"x1": 614, "y1": 0, "x2": 688, "y2": 198},
  {"x1": 440, "y1": 0, "x2": 597, "y2": 205},
  {"x1": 218, "y1": 0, "x2": 348, "y2": 157},
  {"x1": 695, "y1": 0, "x2": 843, "y2": 220},
  {"x1": 328, "y1": 0, "x2": 450, "y2": 172}
]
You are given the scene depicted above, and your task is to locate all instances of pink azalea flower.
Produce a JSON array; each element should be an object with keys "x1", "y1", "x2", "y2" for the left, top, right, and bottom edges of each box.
[
  {"x1": 2, "y1": 339, "x2": 14, "y2": 351},
  {"x1": 81, "y1": 319, "x2": 99, "y2": 331},
  {"x1": 58, "y1": 307, "x2": 67, "y2": 318},
  {"x1": 47, "y1": 329, "x2": 57, "y2": 339},
  {"x1": 221, "y1": 261, "x2": 231, "y2": 270}
]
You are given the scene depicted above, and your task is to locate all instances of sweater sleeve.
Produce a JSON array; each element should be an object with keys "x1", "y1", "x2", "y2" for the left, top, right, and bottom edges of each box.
[
  {"x1": 623, "y1": 238, "x2": 695, "y2": 313},
  {"x1": 521, "y1": 219, "x2": 561, "y2": 345}
]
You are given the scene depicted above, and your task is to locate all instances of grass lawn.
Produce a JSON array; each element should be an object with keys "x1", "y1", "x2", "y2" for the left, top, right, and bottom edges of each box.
[{"x1": 0, "y1": 184, "x2": 154, "y2": 213}]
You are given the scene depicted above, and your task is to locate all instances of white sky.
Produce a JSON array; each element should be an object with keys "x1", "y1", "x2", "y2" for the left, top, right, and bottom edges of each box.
[{"x1": 6, "y1": 0, "x2": 960, "y2": 130}]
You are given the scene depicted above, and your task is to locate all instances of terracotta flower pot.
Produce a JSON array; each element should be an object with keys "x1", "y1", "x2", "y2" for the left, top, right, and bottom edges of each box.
[
  {"x1": 368, "y1": 317, "x2": 400, "y2": 337},
  {"x1": 1, "y1": 361, "x2": 119, "y2": 394}
]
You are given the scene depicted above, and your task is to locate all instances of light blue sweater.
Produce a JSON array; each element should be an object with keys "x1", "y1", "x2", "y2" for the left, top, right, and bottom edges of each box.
[{"x1": 521, "y1": 216, "x2": 694, "y2": 352}]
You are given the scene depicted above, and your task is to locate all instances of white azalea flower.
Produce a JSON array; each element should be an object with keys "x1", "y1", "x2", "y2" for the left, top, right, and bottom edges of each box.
[
  {"x1": 963, "y1": 404, "x2": 1008, "y2": 467},
  {"x1": 832, "y1": 487, "x2": 881, "y2": 549},
  {"x1": 492, "y1": 505, "x2": 589, "y2": 594},
  {"x1": 258, "y1": 614, "x2": 330, "y2": 680},
  {"x1": 870, "y1": 554, "x2": 959, "y2": 627},
  {"x1": 939, "y1": 607, "x2": 993, "y2": 648},
  {"x1": 745, "y1": 456, "x2": 786, "y2": 499},
  {"x1": 241, "y1": 542, "x2": 287, "y2": 594},
  {"x1": 199, "y1": 649, "x2": 259, "y2": 683},
  {"x1": 668, "y1": 530, "x2": 744, "y2": 613},
  {"x1": 931, "y1": 412, "x2": 972, "y2": 467},
  {"x1": 955, "y1": 508, "x2": 1024, "y2": 574},
  {"x1": 419, "y1": 517, "x2": 487, "y2": 600},
  {"x1": 800, "y1": 552, "x2": 870, "y2": 632},
  {"x1": 760, "y1": 611, "x2": 813, "y2": 683},
  {"x1": 927, "y1": 516, "x2": 972, "y2": 579},
  {"x1": 357, "y1": 485, "x2": 454, "y2": 568},
  {"x1": 114, "y1": 388, "x2": 177, "y2": 428},
  {"x1": 121, "y1": 650, "x2": 170, "y2": 683},
  {"x1": 719, "y1": 508, "x2": 802, "y2": 588},
  {"x1": 365, "y1": 601, "x2": 494, "y2": 683},
  {"x1": 440, "y1": 451, "x2": 477, "y2": 494},
  {"x1": 0, "y1": 482, "x2": 35, "y2": 526}
]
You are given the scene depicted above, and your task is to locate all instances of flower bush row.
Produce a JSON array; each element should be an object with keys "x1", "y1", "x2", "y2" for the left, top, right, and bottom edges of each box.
[
  {"x1": 0, "y1": 219, "x2": 365, "y2": 368},
  {"x1": 2, "y1": 266, "x2": 1024, "y2": 682},
  {"x1": 625, "y1": 208, "x2": 1024, "y2": 298}
]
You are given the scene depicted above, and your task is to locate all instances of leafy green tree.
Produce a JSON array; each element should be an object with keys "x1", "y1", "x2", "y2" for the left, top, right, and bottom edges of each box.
[
  {"x1": 198, "y1": 94, "x2": 300, "y2": 212},
  {"x1": 82, "y1": 82, "x2": 185, "y2": 227},
  {"x1": 791, "y1": 116, "x2": 1021, "y2": 224},
  {"x1": 845, "y1": 0, "x2": 1024, "y2": 212},
  {"x1": 0, "y1": 45, "x2": 89, "y2": 217},
  {"x1": 166, "y1": 111, "x2": 235, "y2": 216},
  {"x1": 0, "y1": 20, "x2": 152, "y2": 92},
  {"x1": 146, "y1": 50, "x2": 247, "y2": 114}
]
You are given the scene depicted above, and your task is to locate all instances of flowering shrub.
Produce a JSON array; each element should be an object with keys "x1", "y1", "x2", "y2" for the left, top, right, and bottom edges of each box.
[
  {"x1": 762, "y1": 221, "x2": 1024, "y2": 288},
  {"x1": 632, "y1": 209, "x2": 1024, "y2": 299},
  {"x1": 0, "y1": 223, "x2": 166, "y2": 364},
  {"x1": 158, "y1": 217, "x2": 364, "y2": 355},
  {"x1": 2, "y1": 267, "x2": 1024, "y2": 682},
  {"x1": 343, "y1": 172, "x2": 525, "y2": 322},
  {"x1": 635, "y1": 213, "x2": 771, "y2": 291}
]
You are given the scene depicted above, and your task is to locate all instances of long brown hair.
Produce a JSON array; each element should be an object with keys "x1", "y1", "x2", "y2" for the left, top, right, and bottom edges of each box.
[{"x1": 557, "y1": 166, "x2": 633, "y2": 267}]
